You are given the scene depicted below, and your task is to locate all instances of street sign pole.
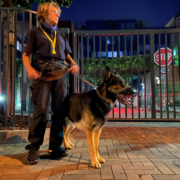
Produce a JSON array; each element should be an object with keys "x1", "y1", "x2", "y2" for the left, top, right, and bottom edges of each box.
[
  {"x1": 164, "y1": 75, "x2": 166, "y2": 110},
  {"x1": 155, "y1": 48, "x2": 172, "y2": 111}
]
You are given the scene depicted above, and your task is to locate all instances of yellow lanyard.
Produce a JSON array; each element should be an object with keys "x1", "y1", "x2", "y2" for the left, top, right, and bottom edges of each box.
[{"x1": 40, "y1": 26, "x2": 57, "y2": 54}]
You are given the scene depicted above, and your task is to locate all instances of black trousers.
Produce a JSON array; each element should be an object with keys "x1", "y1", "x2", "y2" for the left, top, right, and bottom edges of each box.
[{"x1": 27, "y1": 77, "x2": 67, "y2": 150}]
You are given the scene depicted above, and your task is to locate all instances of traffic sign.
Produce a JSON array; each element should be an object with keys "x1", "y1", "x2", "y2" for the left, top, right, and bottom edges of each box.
[{"x1": 154, "y1": 48, "x2": 172, "y2": 66}]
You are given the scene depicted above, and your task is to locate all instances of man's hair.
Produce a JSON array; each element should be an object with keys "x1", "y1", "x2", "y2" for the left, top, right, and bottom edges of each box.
[{"x1": 37, "y1": 2, "x2": 61, "y2": 23}]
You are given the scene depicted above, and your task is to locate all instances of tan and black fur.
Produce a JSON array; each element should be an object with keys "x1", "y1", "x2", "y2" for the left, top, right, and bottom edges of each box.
[{"x1": 62, "y1": 66, "x2": 134, "y2": 168}]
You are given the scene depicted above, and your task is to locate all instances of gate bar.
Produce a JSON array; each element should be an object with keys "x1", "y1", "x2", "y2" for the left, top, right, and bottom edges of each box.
[
  {"x1": 5, "y1": 10, "x2": 10, "y2": 127},
  {"x1": 143, "y1": 34, "x2": 147, "y2": 119},
  {"x1": 100, "y1": 34, "x2": 102, "y2": 84},
  {"x1": 28, "y1": 12, "x2": 32, "y2": 125},
  {"x1": 118, "y1": 34, "x2": 121, "y2": 118},
  {"x1": 131, "y1": 34, "x2": 134, "y2": 118},
  {"x1": 171, "y1": 34, "x2": 176, "y2": 118},
  {"x1": 13, "y1": 9, "x2": 17, "y2": 127},
  {"x1": 81, "y1": 35, "x2": 83, "y2": 92},
  {"x1": 137, "y1": 34, "x2": 140, "y2": 119},
  {"x1": 158, "y1": 34, "x2": 162, "y2": 119},
  {"x1": 150, "y1": 33, "x2": 156, "y2": 118},
  {"x1": 124, "y1": 34, "x2": 127, "y2": 118},
  {"x1": 165, "y1": 34, "x2": 169, "y2": 118},
  {"x1": 87, "y1": 35, "x2": 89, "y2": 90},
  {"x1": 21, "y1": 10, "x2": 24, "y2": 126}
]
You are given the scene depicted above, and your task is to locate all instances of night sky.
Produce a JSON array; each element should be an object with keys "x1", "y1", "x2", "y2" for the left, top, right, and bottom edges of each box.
[{"x1": 32, "y1": 0, "x2": 180, "y2": 28}]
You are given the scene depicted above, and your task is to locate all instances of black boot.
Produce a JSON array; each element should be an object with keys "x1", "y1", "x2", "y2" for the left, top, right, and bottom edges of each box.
[
  {"x1": 25, "y1": 145, "x2": 40, "y2": 165},
  {"x1": 49, "y1": 143, "x2": 68, "y2": 158}
]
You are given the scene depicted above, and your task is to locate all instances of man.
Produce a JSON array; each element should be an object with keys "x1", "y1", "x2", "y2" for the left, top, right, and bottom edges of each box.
[{"x1": 23, "y1": 1, "x2": 79, "y2": 165}]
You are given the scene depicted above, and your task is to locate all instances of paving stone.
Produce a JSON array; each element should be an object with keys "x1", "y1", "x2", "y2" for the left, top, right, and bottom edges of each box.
[
  {"x1": 137, "y1": 156, "x2": 154, "y2": 166},
  {"x1": 0, "y1": 165, "x2": 23, "y2": 174},
  {"x1": 65, "y1": 169, "x2": 100, "y2": 175},
  {"x1": 2, "y1": 125, "x2": 180, "y2": 180},
  {"x1": 108, "y1": 149, "x2": 118, "y2": 159},
  {"x1": 62, "y1": 174, "x2": 101, "y2": 180},
  {"x1": 140, "y1": 175, "x2": 154, "y2": 180},
  {"x1": 117, "y1": 150, "x2": 128, "y2": 159},
  {"x1": 105, "y1": 159, "x2": 131, "y2": 166},
  {"x1": 156, "y1": 148, "x2": 173, "y2": 156},
  {"x1": 0, "y1": 173, "x2": 39, "y2": 179},
  {"x1": 111, "y1": 165, "x2": 127, "y2": 180},
  {"x1": 49, "y1": 170, "x2": 64, "y2": 180},
  {"x1": 44, "y1": 164, "x2": 78, "y2": 171},
  {"x1": 77, "y1": 164, "x2": 89, "y2": 170},
  {"x1": 36, "y1": 170, "x2": 52, "y2": 180},
  {"x1": 153, "y1": 162, "x2": 174, "y2": 174},
  {"x1": 127, "y1": 175, "x2": 141, "y2": 180},
  {"x1": 17, "y1": 165, "x2": 46, "y2": 174},
  {"x1": 123, "y1": 165, "x2": 157, "y2": 170},
  {"x1": 163, "y1": 162, "x2": 180, "y2": 174},
  {"x1": 153, "y1": 175, "x2": 180, "y2": 180},
  {"x1": 101, "y1": 165, "x2": 114, "y2": 180},
  {"x1": 124, "y1": 169, "x2": 161, "y2": 175}
]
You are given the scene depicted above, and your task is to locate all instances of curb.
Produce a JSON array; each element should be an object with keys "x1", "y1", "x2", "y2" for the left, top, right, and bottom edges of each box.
[{"x1": 0, "y1": 128, "x2": 50, "y2": 144}]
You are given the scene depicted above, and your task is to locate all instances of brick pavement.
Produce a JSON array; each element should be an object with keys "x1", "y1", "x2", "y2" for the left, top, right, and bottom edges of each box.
[{"x1": 1, "y1": 122, "x2": 180, "y2": 179}]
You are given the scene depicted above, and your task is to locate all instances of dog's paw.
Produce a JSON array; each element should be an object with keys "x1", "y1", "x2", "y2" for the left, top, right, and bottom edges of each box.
[
  {"x1": 91, "y1": 160, "x2": 101, "y2": 168},
  {"x1": 98, "y1": 157, "x2": 105, "y2": 163},
  {"x1": 64, "y1": 143, "x2": 72, "y2": 149},
  {"x1": 69, "y1": 142, "x2": 74, "y2": 147}
]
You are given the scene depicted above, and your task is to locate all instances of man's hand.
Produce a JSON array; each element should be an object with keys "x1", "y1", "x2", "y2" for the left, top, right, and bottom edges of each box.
[
  {"x1": 27, "y1": 67, "x2": 40, "y2": 81},
  {"x1": 68, "y1": 64, "x2": 80, "y2": 75}
]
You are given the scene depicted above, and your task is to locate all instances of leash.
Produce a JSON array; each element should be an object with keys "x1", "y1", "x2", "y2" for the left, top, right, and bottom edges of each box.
[{"x1": 75, "y1": 73, "x2": 97, "y2": 89}]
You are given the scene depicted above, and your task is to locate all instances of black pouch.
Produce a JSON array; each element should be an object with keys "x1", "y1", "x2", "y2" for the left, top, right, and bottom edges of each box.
[
  {"x1": 32, "y1": 60, "x2": 66, "y2": 72},
  {"x1": 32, "y1": 60, "x2": 68, "y2": 81}
]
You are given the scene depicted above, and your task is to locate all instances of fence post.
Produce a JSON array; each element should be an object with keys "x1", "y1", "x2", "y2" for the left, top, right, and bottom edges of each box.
[
  {"x1": 69, "y1": 32, "x2": 75, "y2": 94},
  {"x1": 150, "y1": 33, "x2": 156, "y2": 119},
  {"x1": 60, "y1": 28, "x2": 71, "y2": 95}
]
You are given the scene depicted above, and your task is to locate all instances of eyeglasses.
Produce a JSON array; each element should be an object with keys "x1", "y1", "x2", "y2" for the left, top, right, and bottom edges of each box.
[{"x1": 52, "y1": 10, "x2": 60, "y2": 17}]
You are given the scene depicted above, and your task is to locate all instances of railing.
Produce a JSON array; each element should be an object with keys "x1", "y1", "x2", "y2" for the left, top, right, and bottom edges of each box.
[
  {"x1": 0, "y1": 7, "x2": 180, "y2": 128},
  {"x1": 74, "y1": 29, "x2": 180, "y2": 121},
  {"x1": 0, "y1": 8, "x2": 68, "y2": 127}
]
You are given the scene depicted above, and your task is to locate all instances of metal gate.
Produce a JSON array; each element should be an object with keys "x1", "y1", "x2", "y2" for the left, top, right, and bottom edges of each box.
[
  {"x1": 73, "y1": 29, "x2": 180, "y2": 121},
  {"x1": 0, "y1": 8, "x2": 70, "y2": 127},
  {"x1": 0, "y1": 7, "x2": 180, "y2": 128}
]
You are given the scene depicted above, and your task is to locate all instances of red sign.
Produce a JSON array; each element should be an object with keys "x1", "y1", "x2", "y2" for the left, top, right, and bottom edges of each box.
[{"x1": 154, "y1": 48, "x2": 172, "y2": 66}]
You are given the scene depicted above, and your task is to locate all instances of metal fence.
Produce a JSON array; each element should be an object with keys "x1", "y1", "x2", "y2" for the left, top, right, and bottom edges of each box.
[
  {"x1": 0, "y1": 7, "x2": 180, "y2": 128},
  {"x1": 0, "y1": 8, "x2": 39, "y2": 127},
  {"x1": 74, "y1": 29, "x2": 180, "y2": 121},
  {"x1": 0, "y1": 8, "x2": 70, "y2": 127}
]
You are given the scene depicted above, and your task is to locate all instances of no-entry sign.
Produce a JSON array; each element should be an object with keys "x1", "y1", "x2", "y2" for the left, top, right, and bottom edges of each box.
[
  {"x1": 154, "y1": 48, "x2": 172, "y2": 66},
  {"x1": 161, "y1": 66, "x2": 166, "y2": 74}
]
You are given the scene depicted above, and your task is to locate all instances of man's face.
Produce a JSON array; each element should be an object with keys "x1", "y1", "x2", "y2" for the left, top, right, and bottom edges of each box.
[{"x1": 46, "y1": 6, "x2": 60, "y2": 25}]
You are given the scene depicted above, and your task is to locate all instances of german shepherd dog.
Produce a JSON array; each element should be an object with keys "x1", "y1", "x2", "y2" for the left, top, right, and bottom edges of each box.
[{"x1": 63, "y1": 66, "x2": 135, "y2": 168}]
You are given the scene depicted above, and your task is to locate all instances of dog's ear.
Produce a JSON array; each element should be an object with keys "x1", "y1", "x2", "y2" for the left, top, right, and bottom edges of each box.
[
  {"x1": 103, "y1": 66, "x2": 111, "y2": 81},
  {"x1": 115, "y1": 70, "x2": 119, "y2": 76},
  {"x1": 114, "y1": 68, "x2": 120, "y2": 76}
]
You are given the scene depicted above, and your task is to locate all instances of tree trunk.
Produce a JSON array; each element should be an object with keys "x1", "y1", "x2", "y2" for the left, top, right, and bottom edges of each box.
[{"x1": 1, "y1": 0, "x2": 15, "y2": 118}]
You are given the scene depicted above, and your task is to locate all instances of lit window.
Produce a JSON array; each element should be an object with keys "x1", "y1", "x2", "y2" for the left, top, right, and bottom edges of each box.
[
  {"x1": 17, "y1": 40, "x2": 22, "y2": 52},
  {"x1": 17, "y1": 41, "x2": 19, "y2": 50},
  {"x1": 107, "y1": 40, "x2": 110, "y2": 44}
]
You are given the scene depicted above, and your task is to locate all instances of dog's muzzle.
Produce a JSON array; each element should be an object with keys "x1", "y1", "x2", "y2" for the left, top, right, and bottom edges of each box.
[
  {"x1": 109, "y1": 86, "x2": 136, "y2": 106},
  {"x1": 117, "y1": 89, "x2": 136, "y2": 106}
]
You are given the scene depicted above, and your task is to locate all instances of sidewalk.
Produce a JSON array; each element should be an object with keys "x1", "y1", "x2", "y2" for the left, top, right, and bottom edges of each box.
[{"x1": 1, "y1": 122, "x2": 180, "y2": 180}]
